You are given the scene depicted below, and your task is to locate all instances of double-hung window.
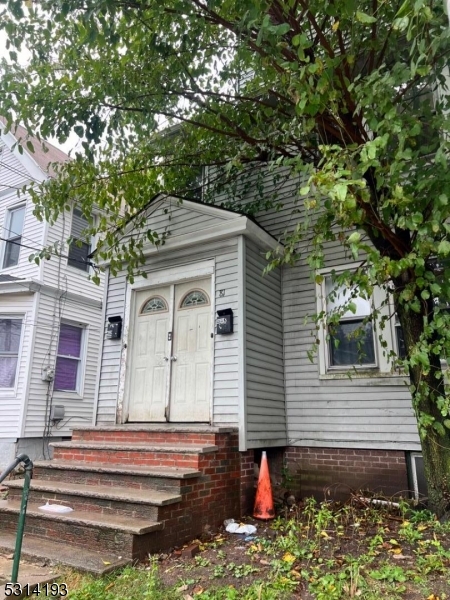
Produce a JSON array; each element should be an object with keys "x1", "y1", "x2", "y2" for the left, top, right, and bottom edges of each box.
[
  {"x1": 68, "y1": 208, "x2": 91, "y2": 272},
  {"x1": 324, "y1": 276, "x2": 376, "y2": 369},
  {"x1": 3, "y1": 205, "x2": 25, "y2": 269},
  {"x1": 0, "y1": 317, "x2": 23, "y2": 389},
  {"x1": 54, "y1": 323, "x2": 84, "y2": 392}
]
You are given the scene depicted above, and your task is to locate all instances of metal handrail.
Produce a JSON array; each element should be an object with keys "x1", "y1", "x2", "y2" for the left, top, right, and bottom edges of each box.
[{"x1": 0, "y1": 454, "x2": 33, "y2": 583}]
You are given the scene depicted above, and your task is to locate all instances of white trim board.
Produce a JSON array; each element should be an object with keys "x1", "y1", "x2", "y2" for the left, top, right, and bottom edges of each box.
[
  {"x1": 130, "y1": 260, "x2": 215, "y2": 290},
  {"x1": 0, "y1": 126, "x2": 47, "y2": 184}
]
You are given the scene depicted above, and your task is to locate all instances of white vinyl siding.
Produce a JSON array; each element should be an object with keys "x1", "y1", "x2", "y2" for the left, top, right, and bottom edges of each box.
[
  {"x1": 42, "y1": 209, "x2": 104, "y2": 301},
  {"x1": 0, "y1": 195, "x2": 42, "y2": 280},
  {"x1": 142, "y1": 197, "x2": 224, "y2": 239},
  {"x1": 0, "y1": 131, "x2": 104, "y2": 445},
  {"x1": 0, "y1": 136, "x2": 33, "y2": 189},
  {"x1": 23, "y1": 291, "x2": 102, "y2": 437},
  {"x1": 0, "y1": 138, "x2": 43, "y2": 280},
  {"x1": 282, "y1": 261, "x2": 418, "y2": 450},
  {"x1": 245, "y1": 239, "x2": 286, "y2": 448},
  {"x1": 245, "y1": 170, "x2": 419, "y2": 451}
]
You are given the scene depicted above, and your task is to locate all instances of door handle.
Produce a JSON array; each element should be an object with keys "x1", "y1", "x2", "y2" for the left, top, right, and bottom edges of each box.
[
  {"x1": 171, "y1": 356, "x2": 177, "y2": 361},
  {"x1": 163, "y1": 356, "x2": 169, "y2": 362}
]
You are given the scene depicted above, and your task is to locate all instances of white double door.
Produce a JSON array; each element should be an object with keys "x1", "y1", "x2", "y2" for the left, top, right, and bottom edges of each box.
[{"x1": 127, "y1": 278, "x2": 212, "y2": 422}]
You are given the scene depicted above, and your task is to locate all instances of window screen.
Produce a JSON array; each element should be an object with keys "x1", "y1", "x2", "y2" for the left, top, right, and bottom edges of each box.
[{"x1": 68, "y1": 209, "x2": 91, "y2": 272}]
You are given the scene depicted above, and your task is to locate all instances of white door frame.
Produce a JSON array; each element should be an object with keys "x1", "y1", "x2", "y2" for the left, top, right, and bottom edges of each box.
[{"x1": 119, "y1": 259, "x2": 215, "y2": 424}]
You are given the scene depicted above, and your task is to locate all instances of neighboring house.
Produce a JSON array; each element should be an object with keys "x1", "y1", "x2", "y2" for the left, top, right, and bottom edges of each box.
[
  {"x1": 0, "y1": 122, "x2": 104, "y2": 469},
  {"x1": 94, "y1": 188, "x2": 421, "y2": 502}
]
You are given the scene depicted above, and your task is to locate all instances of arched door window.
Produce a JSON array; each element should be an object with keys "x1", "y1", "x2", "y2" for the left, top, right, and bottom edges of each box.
[
  {"x1": 179, "y1": 289, "x2": 210, "y2": 309},
  {"x1": 140, "y1": 296, "x2": 168, "y2": 314}
]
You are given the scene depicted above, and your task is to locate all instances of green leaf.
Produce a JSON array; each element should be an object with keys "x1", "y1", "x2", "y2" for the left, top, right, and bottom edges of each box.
[
  {"x1": 393, "y1": 16, "x2": 410, "y2": 31},
  {"x1": 335, "y1": 184, "x2": 347, "y2": 202},
  {"x1": 438, "y1": 240, "x2": 450, "y2": 256},
  {"x1": 356, "y1": 11, "x2": 377, "y2": 24},
  {"x1": 347, "y1": 232, "x2": 361, "y2": 244},
  {"x1": 74, "y1": 125, "x2": 84, "y2": 138},
  {"x1": 348, "y1": 302, "x2": 357, "y2": 314}
]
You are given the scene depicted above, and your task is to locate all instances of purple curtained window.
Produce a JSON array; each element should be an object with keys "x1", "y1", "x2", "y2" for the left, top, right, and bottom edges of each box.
[
  {"x1": 0, "y1": 319, "x2": 22, "y2": 388},
  {"x1": 54, "y1": 324, "x2": 83, "y2": 391}
]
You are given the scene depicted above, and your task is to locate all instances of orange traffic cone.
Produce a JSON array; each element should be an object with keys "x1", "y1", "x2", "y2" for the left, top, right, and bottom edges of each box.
[{"x1": 253, "y1": 451, "x2": 275, "y2": 520}]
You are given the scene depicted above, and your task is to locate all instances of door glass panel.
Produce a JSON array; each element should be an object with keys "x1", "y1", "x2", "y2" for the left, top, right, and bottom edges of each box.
[
  {"x1": 180, "y1": 290, "x2": 209, "y2": 308},
  {"x1": 141, "y1": 296, "x2": 168, "y2": 314}
]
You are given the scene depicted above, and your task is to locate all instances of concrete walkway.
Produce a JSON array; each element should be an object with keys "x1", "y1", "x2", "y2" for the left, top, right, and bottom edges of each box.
[{"x1": 0, "y1": 552, "x2": 59, "y2": 600}]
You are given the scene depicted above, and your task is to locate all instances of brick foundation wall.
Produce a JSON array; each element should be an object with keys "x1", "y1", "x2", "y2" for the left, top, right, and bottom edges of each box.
[
  {"x1": 284, "y1": 447, "x2": 409, "y2": 501},
  {"x1": 239, "y1": 450, "x2": 255, "y2": 515}
]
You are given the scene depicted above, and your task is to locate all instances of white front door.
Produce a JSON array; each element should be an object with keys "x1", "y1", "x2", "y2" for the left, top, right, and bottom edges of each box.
[
  {"x1": 127, "y1": 278, "x2": 212, "y2": 422},
  {"x1": 128, "y1": 286, "x2": 171, "y2": 422},
  {"x1": 170, "y1": 279, "x2": 212, "y2": 422}
]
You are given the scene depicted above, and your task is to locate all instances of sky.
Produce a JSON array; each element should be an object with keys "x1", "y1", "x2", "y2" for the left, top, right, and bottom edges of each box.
[{"x1": 0, "y1": 29, "x2": 78, "y2": 154}]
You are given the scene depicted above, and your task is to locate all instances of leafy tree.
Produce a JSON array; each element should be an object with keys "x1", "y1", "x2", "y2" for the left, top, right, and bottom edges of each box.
[{"x1": 1, "y1": 0, "x2": 450, "y2": 513}]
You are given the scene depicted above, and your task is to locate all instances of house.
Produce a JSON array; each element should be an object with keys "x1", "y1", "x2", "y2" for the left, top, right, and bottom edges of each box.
[
  {"x1": 94, "y1": 190, "x2": 419, "y2": 500},
  {"x1": 0, "y1": 122, "x2": 104, "y2": 470},
  {"x1": 0, "y1": 168, "x2": 423, "y2": 573}
]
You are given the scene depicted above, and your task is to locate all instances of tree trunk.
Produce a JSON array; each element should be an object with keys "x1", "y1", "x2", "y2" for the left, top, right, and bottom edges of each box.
[{"x1": 396, "y1": 296, "x2": 450, "y2": 517}]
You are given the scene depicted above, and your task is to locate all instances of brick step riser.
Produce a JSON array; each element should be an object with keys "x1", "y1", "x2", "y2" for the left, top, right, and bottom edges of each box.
[
  {"x1": 33, "y1": 467, "x2": 186, "y2": 492},
  {"x1": 2, "y1": 512, "x2": 137, "y2": 557},
  {"x1": 72, "y1": 431, "x2": 220, "y2": 445},
  {"x1": 7, "y1": 489, "x2": 161, "y2": 520},
  {"x1": 52, "y1": 448, "x2": 201, "y2": 468}
]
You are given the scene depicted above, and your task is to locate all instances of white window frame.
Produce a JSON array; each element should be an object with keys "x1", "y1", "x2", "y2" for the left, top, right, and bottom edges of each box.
[
  {"x1": 54, "y1": 320, "x2": 87, "y2": 396},
  {"x1": 1, "y1": 203, "x2": 26, "y2": 271},
  {"x1": 67, "y1": 208, "x2": 95, "y2": 274},
  {"x1": 316, "y1": 264, "x2": 395, "y2": 377},
  {"x1": 0, "y1": 314, "x2": 24, "y2": 395}
]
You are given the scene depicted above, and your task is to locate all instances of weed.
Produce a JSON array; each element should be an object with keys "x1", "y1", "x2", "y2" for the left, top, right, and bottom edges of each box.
[
  {"x1": 409, "y1": 508, "x2": 435, "y2": 523},
  {"x1": 195, "y1": 555, "x2": 212, "y2": 568},
  {"x1": 226, "y1": 562, "x2": 259, "y2": 578},
  {"x1": 367, "y1": 528, "x2": 384, "y2": 555},
  {"x1": 369, "y1": 563, "x2": 407, "y2": 583},
  {"x1": 398, "y1": 520, "x2": 424, "y2": 544},
  {"x1": 213, "y1": 565, "x2": 226, "y2": 578}
]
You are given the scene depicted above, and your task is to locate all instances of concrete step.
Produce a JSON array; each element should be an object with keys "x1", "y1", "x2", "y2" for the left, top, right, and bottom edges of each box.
[
  {"x1": 5, "y1": 480, "x2": 181, "y2": 519},
  {"x1": 50, "y1": 441, "x2": 218, "y2": 468},
  {"x1": 72, "y1": 425, "x2": 235, "y2": 445},
  {"x1": 0, "y1": 531, "x2": 130, "y2": 575},
  {"x1": 0, "y1": 500, "x2": 163, "y2": 558},
  {"x1": 33, "y1": 459, "x2": 201, "y2": 492}
]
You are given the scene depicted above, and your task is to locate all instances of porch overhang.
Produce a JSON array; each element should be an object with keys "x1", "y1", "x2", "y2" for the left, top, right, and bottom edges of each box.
[
  {"x1": 96, "y1": 197, "x2": 282, "y2": 267},
  {"x1": 140, "y1": 215, "x2": 281, "y2": 258}
]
